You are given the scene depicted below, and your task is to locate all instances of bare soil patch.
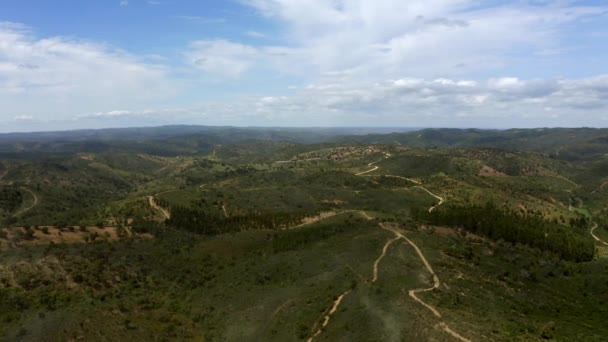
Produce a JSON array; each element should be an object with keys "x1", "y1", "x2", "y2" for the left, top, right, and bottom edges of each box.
[{"x1": 478, "y1": 165, "x2": 507, "y2": 177}]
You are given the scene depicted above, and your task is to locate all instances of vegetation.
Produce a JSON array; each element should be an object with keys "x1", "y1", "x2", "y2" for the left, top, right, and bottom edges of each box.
[
  {"x1": 416, "y1": 202, "x2": 595, "y2": 262},
  {"x1": 1, "y1": 126, "x2": 608, "y2": 341}
]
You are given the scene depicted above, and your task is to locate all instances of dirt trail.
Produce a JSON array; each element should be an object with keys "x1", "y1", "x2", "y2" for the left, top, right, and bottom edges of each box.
[
  {"x1": 356, "y1": 165, "x2": 379, "y2": 176},
  {"x1": 289, "y1": 210, "x2": 371, "y2": 230},
  {"x1": 307, "y1": 290, "x2": 351, "y2": 342},
  {"x1": 372, "y1": 236, "x2": 400, "y2": 283},
  {"x1": 591, "y1": 180, "x2": 608, "y2": 194},
  {"x1": 306, "y1": 211, "x2": 374, "y2": 341},
  {"x1": 379, "y1": 223, "x2": 471, "y2": 342},
  {"x1": 147, "y1": 196, "x2": 171, "y2": 220},
  {"x1": 591, "y1": 223, "x2": 608, "y2": 246},
  {"x1": 556, "y1": 175, "x2": 579, "y2": 188},
  {"x1": 386, "y1": 175, "x2": 422, "y2": 185},
  {"x1": 289, "y1": 211, "x2": 344, "y2": 229},
  {"x1": 416, "y1": 186, "x2": 445, "y2": 213},
  {"x1": 359, "y1": 210, "x2": 373, "y2": 220},
  {"x1": 16, "y1": 188, "x2": 39, "y2": 216}
]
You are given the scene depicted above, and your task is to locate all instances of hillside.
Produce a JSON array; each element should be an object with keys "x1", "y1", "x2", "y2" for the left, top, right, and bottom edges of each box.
[
  {"x1": 351, "y1": 128, "x2": 608, "y2": 161},
  {"x1": 0, "y1": 127, "x2": 607, "y2": 341}
]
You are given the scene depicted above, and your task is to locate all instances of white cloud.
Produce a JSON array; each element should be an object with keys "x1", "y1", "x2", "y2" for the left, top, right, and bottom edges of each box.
[
  {"x1": 75, "y1": 75, "x2": 608, "y2": 128},
  {"x1": 3, "y1": 75, "x2": 607, "y2": 131},
  {"x1": 3, "y1": 1, "x2": 608, "y2": 131},
  {"x1": 0, "y1": 22, "x2": 178, "y2": 125},
  {"x1": 186, "y1": 40, "x2": 260, "y2": 77},
  {"x1": 245, "y1": 30, "x2": 267, "y2": 38},
  {"x1": 228, "y1": 0, "x2": 606, "y2": 80}
]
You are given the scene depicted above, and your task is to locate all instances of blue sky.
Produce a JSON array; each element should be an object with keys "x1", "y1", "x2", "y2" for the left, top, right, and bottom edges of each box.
[{"x1": 1, "y1": 0, "x2": 607, "y2": 132}]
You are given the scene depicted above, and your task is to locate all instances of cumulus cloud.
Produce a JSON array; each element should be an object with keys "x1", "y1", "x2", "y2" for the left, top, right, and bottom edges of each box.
[
  {"x1": 226, "y1": 0, "x2": 606, "y2": 79},
  {"x1": 4, "y1": 74, "x2": 607, "y2": 131},
  {"x1": 224, "y1": 75, "x2": 608, "y2": 127},
  {"x1": 76, "y1": 75, "x2": 608, "y2": 128},
  {"x1": 0, "y1": 22, "x2": 178, "y2": 126},
  {"x1": 2, "y1": 1, "x2": 608, "y2": 131},
  {"x1": 186, "y1": 40, "x2": 260, "y2": 77}
]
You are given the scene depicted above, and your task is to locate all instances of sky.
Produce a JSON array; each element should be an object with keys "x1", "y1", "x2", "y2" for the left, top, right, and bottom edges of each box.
[{"x1": 0, "y1": 0, "x2": 607, "y2": 132}]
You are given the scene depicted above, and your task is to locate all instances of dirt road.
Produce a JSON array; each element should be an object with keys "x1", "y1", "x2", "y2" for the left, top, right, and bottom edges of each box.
[
  {"x1": 356, "y1": 165, "x2": 379, "y2": 176},
  {"x1": 591, "y1": 223, "x2": 608, "y2": 246},
  {"x1": 591, "y1": 180, "x2": 608, "y2": 194},
  {"x1": 16, "y1": 188, "x2": 39, "y2": 216},
  {"x1": 416, "y1": 186, "x2": 445, "y2": 213},
  {"x1": 372, "y1": 236, "x2": 400, "y2": 283},
  {"x1": 379, "y1": 223, "x2": 471, "y2": 342},
  {"x1": 307, "y1": 290, "x2": 351, "y2": 342},
  {"x1": 386, "y1": 175, "x2": 422, "y2": 185},
  {"x1": 147, "y1": 196, "x2": 171, "y2": 220}
]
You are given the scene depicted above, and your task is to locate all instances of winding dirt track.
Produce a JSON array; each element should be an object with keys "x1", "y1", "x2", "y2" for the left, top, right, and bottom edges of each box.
[
  {"x1": 306, "y1": 211, "x2": 374, "y2": 342},
  {"x1": 356, "y1": 165, "x2": 379, "y2": 176},
  {"x1": 385, "y1": 174, "x2": 422, "y2": 185},
  {"x1": 591, "y1": 222, "x2": 608, "y2": 246},
  {"x1": 16, "y1": 188, "x2": 39, "y2": 216},
  {"x1": 379, "y1": 223, "x2": 471, "y2": 342},
  {"x1": 307, "y1": 290, "x2": 351, "y2": 342},
  {"x1": 415, "y1": 186, "x2": 445, "y2": 213},
  {"x1": 591, "y1": 180, "x2": 608, "y2": 194},
  {"x1": 147, "y1": 196, "x2": 171, "y2": 220},
  {"x1": 372, "y1": 236, "x2": 400, "y2": 283}
]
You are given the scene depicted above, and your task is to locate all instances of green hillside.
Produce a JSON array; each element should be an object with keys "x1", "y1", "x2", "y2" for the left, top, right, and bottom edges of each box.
[{"x1": 1, "y1": 126, "x2": 607, "y2": 341}]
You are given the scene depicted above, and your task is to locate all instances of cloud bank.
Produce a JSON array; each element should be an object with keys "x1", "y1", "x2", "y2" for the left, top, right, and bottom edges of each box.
[{"x1": 1, "y1": 0, "x2": 608, "y2": 131}]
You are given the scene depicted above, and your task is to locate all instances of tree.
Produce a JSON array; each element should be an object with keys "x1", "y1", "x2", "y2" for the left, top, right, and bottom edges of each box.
[{"x1": 24, "y1": 227, "x2": 35, "y2": 240}]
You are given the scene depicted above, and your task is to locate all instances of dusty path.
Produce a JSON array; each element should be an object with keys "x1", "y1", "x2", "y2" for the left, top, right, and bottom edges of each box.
[
  {"x1": 306, "y1": 211, "x2": 374, "y2": 341},
  {"x1": 416, "y1": 186, "x2": 445, "y2": 213},
  {"x1": 356, "y1": 165, "x2": 379, "y2": 176},
  {"x1": 365, "y1": 174, "x2": 422, "y2": 185},
  {"x1": 386, "y1": 175, "x2": 422, "y2": 185},
  {"x1": 307, "y1": 290, "x2": 351, "y2": 342},
  {"x1": 591, "y1": 223, "x2": 608, "y2": 246},
  {"x1": 591, "y1": 180, "x2": 608, "y2": 194},
  {"x1": 16, "y1": 188, "x2": 39, "y2": 216},
  {"x1": 147, "y1": 196, "x2": 171, "y2": 220},
  {"x1": 359, "y1": 210, "x2": 373, "y2": 220},
  {"x1": 379, "y1": 223, "x2": 471, "y2": 342},
  {"x1": 289, "y1": 210, "x2": 371, "y2": 230},
  {"x1": 372, "y1": 236, "x2": 401, "y2": 283},
  {"x1": 556, "y1": 175, "x2": 579, "y2": 188}
]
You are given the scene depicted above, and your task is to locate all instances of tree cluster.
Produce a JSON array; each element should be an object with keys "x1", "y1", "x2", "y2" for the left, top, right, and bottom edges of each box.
[
  {"x1": 414, "y1": 202, "x2": 595, "y2": 262},
  {"x1": 166, "y1": 205, "x2": 319, "y2": 235}
]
